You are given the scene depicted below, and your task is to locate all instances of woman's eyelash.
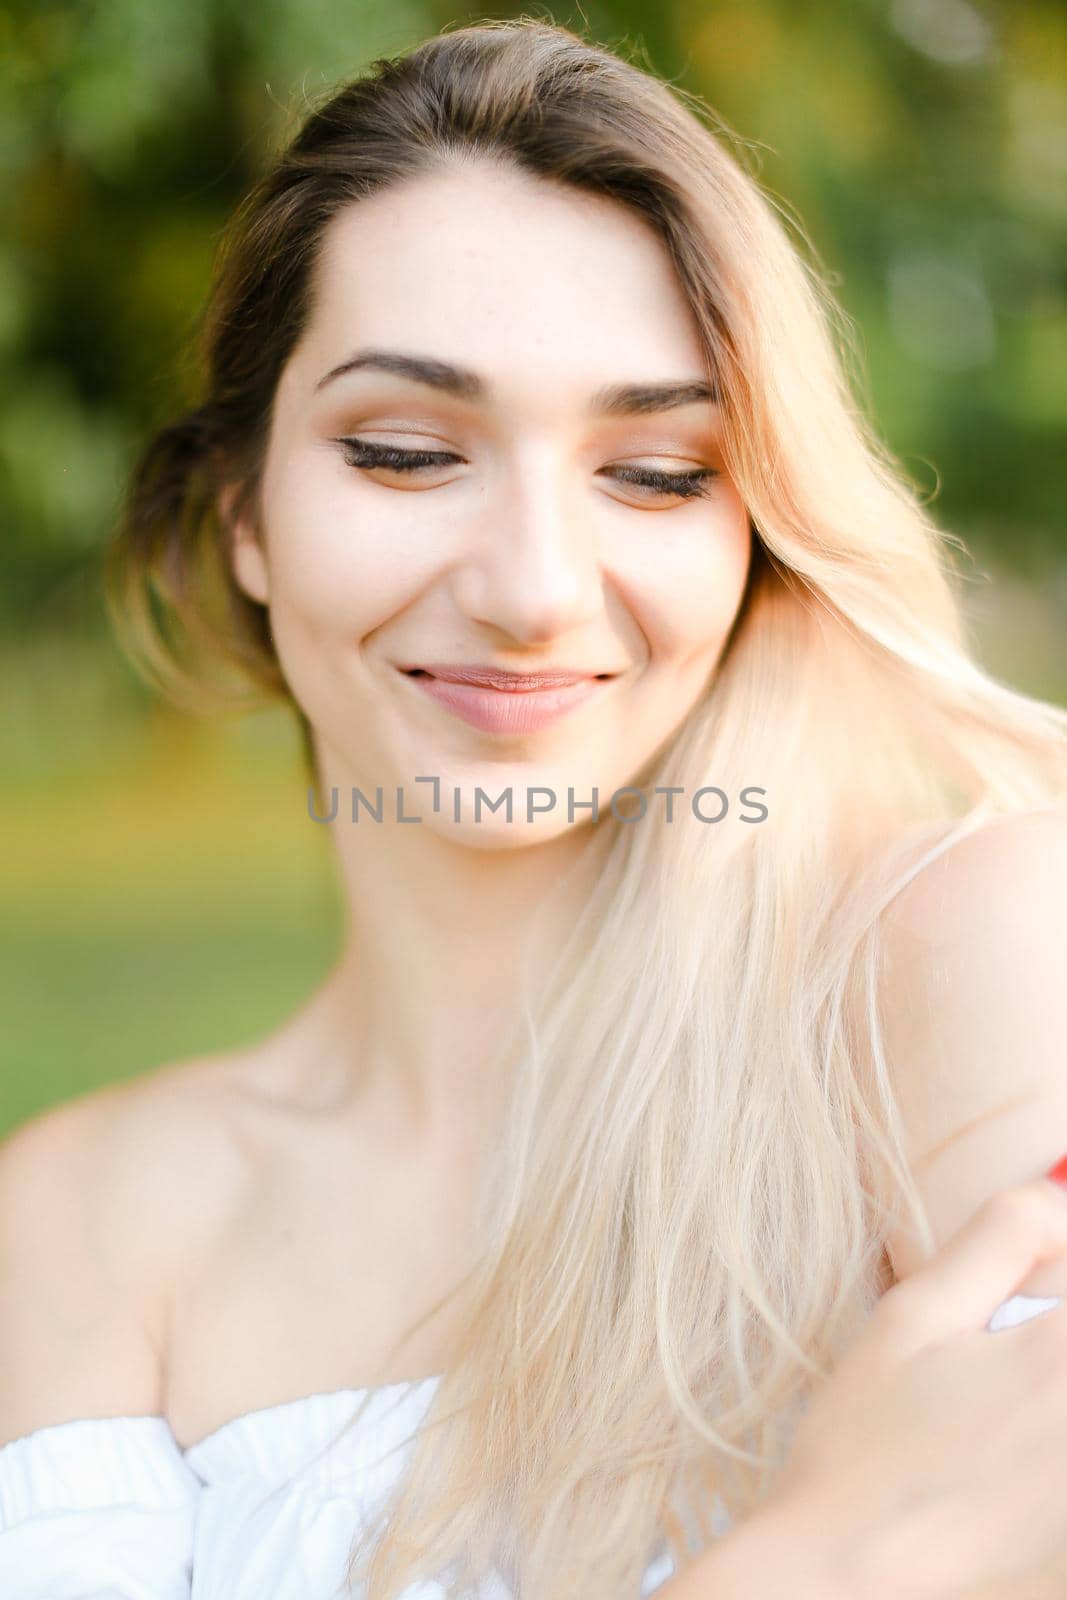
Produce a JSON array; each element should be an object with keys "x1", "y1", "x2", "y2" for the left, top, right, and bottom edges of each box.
[
  {"x1": 335, "y1": 438, "x2": 719, "y2": 500},
  {"x1": 339, "y1": 440, "x2": 457, "y2": 473},
  {"x1": 608, "y1": 463, "x2": 717, "y2": 499}
]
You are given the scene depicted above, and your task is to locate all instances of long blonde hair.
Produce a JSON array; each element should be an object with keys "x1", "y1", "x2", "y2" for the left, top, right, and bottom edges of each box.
[{"x1": 105, "y1": 16, "x2": 1067, "y2": 1598}]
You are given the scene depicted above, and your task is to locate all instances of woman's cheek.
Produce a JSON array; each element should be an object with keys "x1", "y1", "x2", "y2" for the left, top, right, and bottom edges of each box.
[
  {"x1": 614, "y1": 505, "x2": 751, "y2": 669},
  {"x1": 265, "y1": 472, "x2": 440, "y2": 638}
]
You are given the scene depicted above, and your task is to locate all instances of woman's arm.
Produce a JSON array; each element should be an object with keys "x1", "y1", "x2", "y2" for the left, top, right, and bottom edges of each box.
[
  {"x1": 664, "y1": 806, "x2": 1067, "y2": 1600},
  {"x1": 878, "y1": 803, "x2": 1067, "y2": 1303},
  {"x1": 0, "y1": 1095, "x2": 202, "y2": 1599}
]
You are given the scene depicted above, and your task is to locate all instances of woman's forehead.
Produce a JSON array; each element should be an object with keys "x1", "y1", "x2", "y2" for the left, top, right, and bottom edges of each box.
[{"x1": 294, "y1": 167, "x2": 712, "y2": 417}]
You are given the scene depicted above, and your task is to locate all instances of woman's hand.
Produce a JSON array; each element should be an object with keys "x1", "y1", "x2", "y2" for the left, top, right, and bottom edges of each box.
[
  {"x1": 661, "y1": 1165, "x2": 1067, "y2": 1600},
  {"x1": 770, "y1": 1167, "x2": 1067, "y2": 1599}
]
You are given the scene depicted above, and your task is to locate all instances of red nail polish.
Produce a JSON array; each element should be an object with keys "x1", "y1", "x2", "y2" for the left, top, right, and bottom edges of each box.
[{"x1": 1047, "y1": 1155, "x2": 1067, "y2": 1188}]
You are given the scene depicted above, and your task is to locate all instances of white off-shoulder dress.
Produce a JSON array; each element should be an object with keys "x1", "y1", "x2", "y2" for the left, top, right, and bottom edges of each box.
[
  {"x1": 1, "y1": 1293, "x2": 1055, "y2": 1598},
  {"x1": 0, "y1": 1372, "x2": 730, "y2": 1599}
]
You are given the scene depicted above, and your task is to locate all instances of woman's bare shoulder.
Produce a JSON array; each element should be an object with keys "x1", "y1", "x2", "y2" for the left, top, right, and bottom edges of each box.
[
  {"x1": 0, "y1": 1052, "x2": 255, "y2": 1445},
  {"x1": 880, "y1": 800, "x2": 1067, "y2": 948},
  {"x1": 2, "y1": 1051, "x2": 268, "y2": 1264}
]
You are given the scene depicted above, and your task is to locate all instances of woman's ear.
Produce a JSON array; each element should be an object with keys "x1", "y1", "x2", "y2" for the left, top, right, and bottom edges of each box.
[{"x1": 219, "y1": 483, "x2": 270, "y2": 605}]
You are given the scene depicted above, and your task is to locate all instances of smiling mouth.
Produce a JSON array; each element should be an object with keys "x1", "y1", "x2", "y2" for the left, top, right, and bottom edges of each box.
[
  {"x1": 397, "y1": 666, "x2": 618, "y2": 734},
  {"x1": 402, "y1": 668, "x2": 617, "y2": 689}
]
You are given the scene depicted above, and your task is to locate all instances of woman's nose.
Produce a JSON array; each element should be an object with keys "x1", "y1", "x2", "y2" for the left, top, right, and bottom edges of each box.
[{"x1": 450, "y1": 472, "x2": 605, "y2": 644}]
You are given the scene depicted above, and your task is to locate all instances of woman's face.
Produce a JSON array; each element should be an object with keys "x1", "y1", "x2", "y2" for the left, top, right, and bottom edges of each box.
[{"x1": 231, "y1": 160, "x2": 752, "y2": 847}]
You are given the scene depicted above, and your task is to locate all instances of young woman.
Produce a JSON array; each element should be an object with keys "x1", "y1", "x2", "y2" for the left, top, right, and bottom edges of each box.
[{"x1": 3, "y1": 17, "x2": 1067, "y2": 1600}]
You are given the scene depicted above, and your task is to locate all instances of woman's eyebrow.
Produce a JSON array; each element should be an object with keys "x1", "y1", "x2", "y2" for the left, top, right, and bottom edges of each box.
[{"x1": 314, "y1": 347, "x2": 718, "y2": 415}]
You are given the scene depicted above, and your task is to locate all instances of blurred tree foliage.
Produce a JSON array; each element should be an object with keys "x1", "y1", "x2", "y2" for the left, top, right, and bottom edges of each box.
[{"x1": 1, "y1": 0, "x2": 1064, "y2": 642}]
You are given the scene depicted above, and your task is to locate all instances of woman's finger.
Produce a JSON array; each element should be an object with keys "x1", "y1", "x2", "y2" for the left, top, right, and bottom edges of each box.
[{"x1": 877, "y1": 1176, "x2": 1067, "y2": 1355}]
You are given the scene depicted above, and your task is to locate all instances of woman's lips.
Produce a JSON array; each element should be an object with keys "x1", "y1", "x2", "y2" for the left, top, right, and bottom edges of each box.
[{"x1": 398, "y1": 668, "x2": 613, "y2": 735}]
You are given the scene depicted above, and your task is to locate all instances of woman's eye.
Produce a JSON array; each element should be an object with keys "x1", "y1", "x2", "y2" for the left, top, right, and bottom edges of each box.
[
  {"x1": 336, "y1": 438, "x2": 462, "y2": 474},
  {"x1": 604, "y1": 463, "x2": 719, "y2": 501},
  {"x1": 335, "y1": 437, "x2": 719, "y2": 502}
]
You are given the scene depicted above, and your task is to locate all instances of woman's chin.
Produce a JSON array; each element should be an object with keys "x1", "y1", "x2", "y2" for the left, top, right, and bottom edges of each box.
[
  {"x1": 395, "y1": 773, "x2": 604, "y2": 848},
  {"x1": 423, "y1": 811, "x2": 601, "y2": 851}
]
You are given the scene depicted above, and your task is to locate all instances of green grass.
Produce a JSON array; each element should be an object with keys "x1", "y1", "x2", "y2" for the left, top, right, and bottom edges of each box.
[{"x1": 0, "y1": 699, "x2": 344, "y2": 1138}]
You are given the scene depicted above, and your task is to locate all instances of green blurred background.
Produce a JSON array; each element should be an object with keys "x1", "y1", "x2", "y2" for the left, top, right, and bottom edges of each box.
[{"x1": 2, "y1": 0, "x2": 1065, "y2": 1137}]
